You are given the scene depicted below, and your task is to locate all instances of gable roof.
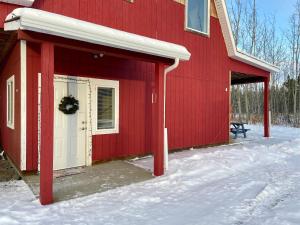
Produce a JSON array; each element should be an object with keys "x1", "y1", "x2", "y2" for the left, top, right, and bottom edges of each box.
[
  {"x1": 0, "y1": 0, "x2": 34, "y2": 7},
  {"x1": 1, "y1": 0, "x2": 279, "y2": 72},
  {"x1": 215, "y1": 0, "x2": 279, "y2": 73}
]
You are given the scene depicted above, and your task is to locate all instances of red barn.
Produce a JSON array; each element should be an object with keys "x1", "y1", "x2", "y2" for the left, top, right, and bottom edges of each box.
[{"x1": 0, "y1": 0, "x2": 278, "y2": 204}]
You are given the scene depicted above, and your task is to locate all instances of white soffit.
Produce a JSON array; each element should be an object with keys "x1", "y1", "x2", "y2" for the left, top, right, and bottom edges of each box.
[
  {"x1": 215, "y1": 0, "x2": 279, "y2": 73},
  {"x1": 4, "y1": 8, "x2": 191, "y2": 61},
  {"x1": 0, "y1": 0, "x2": 34, "y2": 7}
]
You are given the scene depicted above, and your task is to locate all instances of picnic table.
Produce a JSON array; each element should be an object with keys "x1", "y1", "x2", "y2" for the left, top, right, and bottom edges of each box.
[{"x1": 230, "y1": 122, "x2": 250, "y2": 139}]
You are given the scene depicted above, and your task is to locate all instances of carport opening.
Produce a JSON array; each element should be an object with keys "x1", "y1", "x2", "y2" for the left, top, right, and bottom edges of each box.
[
  {"x1": 231, "y1": 72, "x2": 265, "y2": 122},
  {"x1": 230, "y1": 71, "x2": 270, "y2": 139}
]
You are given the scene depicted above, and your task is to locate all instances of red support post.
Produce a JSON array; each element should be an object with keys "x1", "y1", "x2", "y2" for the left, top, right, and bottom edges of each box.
[
  {"x1": 152, "y1": 63, "x2": 165, "y2": 176},
  {"x1": 264, "y1": 77, "x2": 270, "y2": 137},
  {"x1": 40, "y1": 42, "x2": 54, "y2": 205}
]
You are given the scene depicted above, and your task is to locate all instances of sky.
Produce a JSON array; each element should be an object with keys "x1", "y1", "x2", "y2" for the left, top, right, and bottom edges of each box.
[{"x1": 256, "y1": 0, "x2": 297, "y2": 31}]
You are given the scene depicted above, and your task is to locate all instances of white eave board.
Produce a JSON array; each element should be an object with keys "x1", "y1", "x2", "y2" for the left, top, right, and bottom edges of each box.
[
  {"x1": 215, "y1": 0, "x2": 279, "y2": 73},
  {"x1": 4, "y1": 8, "x2": 191, "y2": 61}
]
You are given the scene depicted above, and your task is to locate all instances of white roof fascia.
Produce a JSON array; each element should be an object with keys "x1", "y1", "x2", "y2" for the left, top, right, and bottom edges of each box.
[
  {"x1": 234, "y1": 50, "x2": 280, "y2": 73},
  {"x1": 214, "y1": 0, "x2": 279, "y2": 73},
  {"x1": 0, "y1": 0, "x2": 34, "y2": 7},
  {"x1": 4, "y1": 8, "x2": 191, "y2": 61}
]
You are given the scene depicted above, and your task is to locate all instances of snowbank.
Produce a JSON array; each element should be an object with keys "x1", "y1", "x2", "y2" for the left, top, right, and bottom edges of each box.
[{"x1": 0, "y1": 125, "x2": 299, "y2": 225}]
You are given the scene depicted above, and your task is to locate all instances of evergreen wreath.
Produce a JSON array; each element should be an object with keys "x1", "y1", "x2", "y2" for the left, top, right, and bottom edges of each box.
[{"x1": 58, "y1": 95, "x2": 79, "y2": 115}]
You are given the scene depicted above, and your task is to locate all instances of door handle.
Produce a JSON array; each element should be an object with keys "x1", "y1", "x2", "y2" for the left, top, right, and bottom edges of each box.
[{"x1": 80, "y1": 127, "x2": 86, "y2": 131}]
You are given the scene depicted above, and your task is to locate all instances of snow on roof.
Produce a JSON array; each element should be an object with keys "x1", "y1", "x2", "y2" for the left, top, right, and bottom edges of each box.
[
  {"x1": 215, "y1": 0, "x2": 279, "y2": 73},
  {"x1": 0, "y1": 0, "x2": 34, "y2": 7},
  {"x1": 4, "y1": 8, "x2": 191, "y2": 61}
]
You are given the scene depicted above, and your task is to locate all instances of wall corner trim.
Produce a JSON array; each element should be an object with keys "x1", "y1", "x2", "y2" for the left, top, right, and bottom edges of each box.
[{"x1": 20, "y1": 40, "x2": 27, "y2": 171}]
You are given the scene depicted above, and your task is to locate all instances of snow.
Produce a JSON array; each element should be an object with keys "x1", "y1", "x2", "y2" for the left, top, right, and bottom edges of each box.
[
  {"x1": 0, "y1": 0, "x2": 34, "y2": 7},
  {"x1": 5, "y1": 8, "x2": 191, "y2": 61},
  {"x1": 1, "y1": 125, "x2": 300, "y2": 225}
]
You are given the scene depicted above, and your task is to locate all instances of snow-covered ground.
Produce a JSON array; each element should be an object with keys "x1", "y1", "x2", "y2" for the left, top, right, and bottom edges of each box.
[{"x1": 1, "y1": 125, "x2": 300, "y2": 225}]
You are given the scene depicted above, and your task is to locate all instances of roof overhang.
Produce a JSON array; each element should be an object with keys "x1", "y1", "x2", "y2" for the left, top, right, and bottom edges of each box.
[
  {"x1": 215, "y1": 0, "x2": 279, "y2": 73},
  {"x1": 4, "y1": 8, "x2": 191, "y2": 61},
  {"x1": 0, "y1": 0, "x2": 34, "y2": 7},
  {"x1": 231, "y1": 72, "x2": 265, "y2": 85}
]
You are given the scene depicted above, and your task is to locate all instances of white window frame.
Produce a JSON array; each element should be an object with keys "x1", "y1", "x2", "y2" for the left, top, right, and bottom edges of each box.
[
  {"x1": 92, "y1": 79, "x2": 119, "y2": 135},
  {"x1": 7, "y1": 75, "x2": 15, "y2": 129},
  {"x1": 185, "y1": 0, "x2": 211, "y2": 36}
]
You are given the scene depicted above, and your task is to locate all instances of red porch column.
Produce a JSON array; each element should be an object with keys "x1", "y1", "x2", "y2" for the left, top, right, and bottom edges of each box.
[
  {"x1": 264, "y1": 77, "x2": 270, "y2": 137},
  {"x1": 152, "y1": 63, "x2": 165, "y2": 176},
  {"x1": 40, "y1": 42, "x2": 55, "y2": 205}
]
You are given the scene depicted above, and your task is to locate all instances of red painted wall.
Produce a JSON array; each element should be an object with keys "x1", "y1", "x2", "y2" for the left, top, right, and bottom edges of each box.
[
  {"x1": 53, "y1": 48, "x2": 154, "y2": 161},
  {"x1": 0, "y1": 2, "x2": 19, "y2": 28},
  {"x1": 26, "y1": 43, "x2": 40, "y2": 171},
  {"x1": 22, "y1": 0, "x2": 270, "y2": 169},
  {"x1": 230, "y1": 59, "x2": 269, "y2": 77},
  {"x1": 26, "y1": 45, "x2": 154, "y2": 168},
  {"x1": 0, "y1": 43, "x2": 21, "y2": 169}
]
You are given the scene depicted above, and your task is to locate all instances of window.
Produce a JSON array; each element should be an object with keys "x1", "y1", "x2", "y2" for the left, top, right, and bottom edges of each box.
[
  {"x1": 97, "y1": 87, "x2": 115, "y2": 129},
  {"x1": 7, "y1": 75, "x2": 15, "y2": 129},
  {"x1": 93, "y1": 79, "x2": 119, "y2": 134},
  {"x1": 186, "y1": 0, "x2": 210, "y2": 35}
]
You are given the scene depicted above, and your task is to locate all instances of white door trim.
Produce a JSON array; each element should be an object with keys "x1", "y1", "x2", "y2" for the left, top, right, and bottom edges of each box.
[{"x1": 37, "y1": 74, "x2": 93, "y2": 170}]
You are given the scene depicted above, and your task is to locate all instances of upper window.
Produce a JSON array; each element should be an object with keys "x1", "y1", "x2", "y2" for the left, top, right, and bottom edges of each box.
[
  {"x1": 186, "y1": 0, "x2": 210, "y2": 35},
  {"x1": 7, "y1": 75, "x2": 15, "y2": 129},
  {"x1": 93, "y1": 79, "x2": 119, "y2": 135}
]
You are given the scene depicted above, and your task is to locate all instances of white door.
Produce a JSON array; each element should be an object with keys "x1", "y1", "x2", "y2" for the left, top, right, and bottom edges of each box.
[{"x1": 53, "y1": 80, "x2": 87, "y2": 170}]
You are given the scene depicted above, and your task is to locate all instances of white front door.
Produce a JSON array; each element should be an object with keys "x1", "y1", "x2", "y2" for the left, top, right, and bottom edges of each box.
[{"x1": 53, "y1": 80, "x2": 87, "y2": 170}]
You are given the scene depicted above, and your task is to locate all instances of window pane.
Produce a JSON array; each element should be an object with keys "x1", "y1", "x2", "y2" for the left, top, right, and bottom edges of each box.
[
  {"x1": 6, "y1": 77, "x2": 14, "y2": 128},
  {"x1": 8, "y1": 84, "x2": 11, "y2": 123},
  {"x1": 97, "y1": 87, "x2": 115, "y2": 129},
  {"x1": 187, "y1": 0, "x2": 208, "y2": 33},
  {"x1": 10, "y1": 83, "x2": 13, "y2": 124}
]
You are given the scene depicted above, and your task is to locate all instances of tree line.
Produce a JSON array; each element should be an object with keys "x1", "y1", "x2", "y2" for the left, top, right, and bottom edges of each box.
[{"x1": 228, "y1": 0, "x2": 300, "y2": 127}]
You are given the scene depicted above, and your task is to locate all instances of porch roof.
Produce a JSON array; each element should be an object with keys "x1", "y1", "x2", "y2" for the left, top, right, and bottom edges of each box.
[
  {"x1": 0, "y1": 0, "x2": 34, "y2": 7},
  {"x1": 4, "y1": 8, "x2": 191, "y2": 61}
]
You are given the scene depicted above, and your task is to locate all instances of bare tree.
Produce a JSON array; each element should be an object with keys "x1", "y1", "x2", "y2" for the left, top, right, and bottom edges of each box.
[
  {"x1": 230, "y1": 0, "x2": 243, "y2": 46},
  {"x1": 287, "y1": 6, "x2": 300, "y2": 116},
  {"x1": 228, "y1": 0, "x2": 300, "y2": 127}
]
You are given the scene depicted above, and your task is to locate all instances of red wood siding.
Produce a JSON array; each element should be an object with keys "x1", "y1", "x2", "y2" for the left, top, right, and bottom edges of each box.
[
  {"x1": 230, "y1": 59, "x2": 270, "y2": 77},
  {"x1": 26, "y1": 45, "x2": 154, "y2": 167},
  {"x1": 0, "y1": 43, "x2": 21, "y2": 169},
  {"x1": 21, "y1": 0, "x2": 271, "y2": 169},
  {"x1": 54, "y1": 49, "x2": 154, "y2": 162},
  {"x1": 26, "y1": 42, "x2": 40, "y2": 171},
  {"x1": 0, "y1": 2, "x2": 19, "y2": 28}
]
